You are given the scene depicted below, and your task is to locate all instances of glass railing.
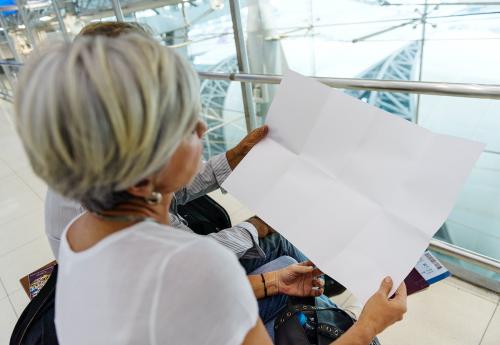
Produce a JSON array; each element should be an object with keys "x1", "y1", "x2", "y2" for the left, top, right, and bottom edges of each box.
[{"x1": 0, "y1": 0, "x2": 498, "y2": 291}]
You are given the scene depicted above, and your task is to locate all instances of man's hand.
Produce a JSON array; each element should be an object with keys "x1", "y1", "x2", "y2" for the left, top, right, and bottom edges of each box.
[
  {"x1": 226, "y1": 125, "x2": 268, "y2": 170},
  {"x1": 246, "y1": 216, "x2": 274, "y2": 238},
  {"x1": 275, "y1": 261, "x2": 324, "y2": 297}
]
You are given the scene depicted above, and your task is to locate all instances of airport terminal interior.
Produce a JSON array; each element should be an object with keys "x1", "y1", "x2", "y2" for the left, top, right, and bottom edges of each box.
[{"x1": 0, "y1": 0, "x2": 498, "y2": 344}]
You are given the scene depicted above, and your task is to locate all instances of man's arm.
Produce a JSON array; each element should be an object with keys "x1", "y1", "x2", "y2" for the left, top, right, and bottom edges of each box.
[
  {"x1": 174, "y1": 153, "x2": 231, "y2": 205},
  {"x1": 206, "y1": 221, "x2": 266, "y2": 259},
  {"x1": 174, "y1": 126, "x2": 268, "y2": 205}
]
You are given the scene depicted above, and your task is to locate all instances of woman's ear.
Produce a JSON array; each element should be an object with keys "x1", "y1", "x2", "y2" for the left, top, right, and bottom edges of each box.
[{"x1": 126, "y1": 178, "x2": 155, "y2": 198}]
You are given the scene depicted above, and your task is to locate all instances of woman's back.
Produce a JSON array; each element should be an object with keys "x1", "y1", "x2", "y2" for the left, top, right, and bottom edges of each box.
[{"x1": 56, "y1": 220, "x2": 258, "y2": 345}]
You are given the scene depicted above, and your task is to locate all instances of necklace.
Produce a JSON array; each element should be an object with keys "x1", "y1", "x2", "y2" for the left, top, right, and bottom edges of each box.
[{"x1": 92, "y1": 211, "x2": 158, "y2": 224}]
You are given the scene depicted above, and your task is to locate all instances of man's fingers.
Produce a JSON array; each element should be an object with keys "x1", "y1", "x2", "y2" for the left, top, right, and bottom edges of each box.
[
  {"x1": 378, "y1": 276, "x2": 394, "y2": 297},
  {"x1": 298, "y1": 260, "x2": 314, "y2": 267},
  {"x1": 297, "y1": 261, "x2": 322, "y2": 276},
  {"x1": 312, "y1": 278, "x2": 325, "y2": 288},
  {"x1": 251, "y1": 125, "x2": 268, "y2": 139},
  {"x1": 312, "y1": 287, "x2": 323, "y2": 296},
  {"x1": 291, "y1": 264, "x2": 314, "y2": 274},
  {"x1": 245, "y1": 125, "x2": 268, "y2": 145}
]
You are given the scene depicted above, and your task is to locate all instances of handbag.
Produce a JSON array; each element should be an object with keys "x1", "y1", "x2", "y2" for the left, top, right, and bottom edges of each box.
[
  {"x1": 10, "y1": 265, "x2": 59, "y2": 345},
  {"x1": 274, "y1": 296, "x2": 380, "y2": 345},
  {"x1": 176, "y1": 195, "x2": 232, "y2": 235}
]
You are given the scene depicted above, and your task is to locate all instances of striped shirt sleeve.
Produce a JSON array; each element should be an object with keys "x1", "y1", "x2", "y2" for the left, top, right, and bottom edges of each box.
[
  {"x1": 174, "y1": 153, "x2": 232, "y2": 205},
  {"x1": 207, "y1": 222, "x2": 266, "y2": 259}
]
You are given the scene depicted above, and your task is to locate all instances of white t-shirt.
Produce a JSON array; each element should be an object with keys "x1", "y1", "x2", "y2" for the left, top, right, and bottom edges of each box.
[{"x1": 55, "y1": 219, "x2": 258, "y2": 345}]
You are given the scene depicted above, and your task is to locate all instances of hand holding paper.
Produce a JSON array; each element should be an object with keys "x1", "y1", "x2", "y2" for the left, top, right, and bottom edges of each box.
[{"x1": 223, "y1": 71, "x2": 483, "y2": 303}]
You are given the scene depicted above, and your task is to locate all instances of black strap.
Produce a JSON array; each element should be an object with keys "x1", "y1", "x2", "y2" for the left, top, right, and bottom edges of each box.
[
  {"x1": 274, "y1": 304, "x2": 352, "y2": 329},
  {"x1": 10, "y1": 265, "x2": 59, "y2": 345}
]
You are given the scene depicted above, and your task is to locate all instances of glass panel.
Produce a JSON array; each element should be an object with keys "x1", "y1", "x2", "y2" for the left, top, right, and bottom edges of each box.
[
  {"x1": 241, "y1": 0, "x2": 500, "y2": 121},
  {"x1": 124, "y1": 0, "x2": 236, "y2": 72},
  {"x1": 420, "y1": 95, "x2": 500, "y2": 276},
  {"x1": 0, "y1": 0, "x2": 246, "y2": 157},
  {"x1": 123, "y1": 0, "x2": 243, "y2": 158}
]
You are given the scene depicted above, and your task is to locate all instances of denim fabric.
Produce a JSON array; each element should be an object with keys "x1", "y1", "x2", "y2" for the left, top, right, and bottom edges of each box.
[
  {"x1": 250, "y1": 256, "x2": 338, "y2": 342},
  {"x1": 249, "y1": 256, "x2": 298, "y2": 341}
]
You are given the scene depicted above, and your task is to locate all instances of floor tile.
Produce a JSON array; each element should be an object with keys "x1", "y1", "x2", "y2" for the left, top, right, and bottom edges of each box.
[
  {"x1": 15, "y1": 168, "x2": 47, "y2": 200},
  {"x1": 0, "y1": 158, "x2": 13, "y2": 180},
  {"x1": 0, "y1": 237, "x2": 54, "y2": 294},
  {"x1": 0, "y1": 133, "x2": 30, "y2": 172},
  {"x1": 331, "y1": 289, "x2": 352, "y2": 307},
  {"x1": 481, "y1": 303, "x2": 500, "y2": 345},
  {"x1": 230, "y1": 207, "x2": 255, "y2": 225},
  {"x1": 444, "y1": 276, "x2": 500, "y2": 304},
  {"x1": 0, "y1": 279, "x2": 6, "y2": 300},
  {"x1": 0, "y1": 108, "x2": 15, "y2": 137},
  {"x1": 0, "y1": 208, "x2": 45, "y2": 256},
  {"x1": 0, "y1": 120, "x2": 15, "y2": 137},
  {"x1": 378, "y1": 281, "x2": 498, "y2": 345},
  {"x1": 340, "y1": 292, "x2": 363, "y2": 320},
  {"x1": 8, "y1": 288, "x2": 30, "y2": 318},
  {"x1": 208, "y1": 190, "x2": 245, "y2": 215},
  {"x1": 0, "y1": 174, "x2": 43, "y2": 225},
  {"x1": 0, "y1": 297, "x2": 16, "y2": 345}
]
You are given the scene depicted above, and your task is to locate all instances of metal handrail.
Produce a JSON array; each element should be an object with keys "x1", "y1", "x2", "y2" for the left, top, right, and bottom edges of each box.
[
  {"x1": 0, "y1": 61, "x2": 22, "y2": 67},
  {"x1": 199, "y1": 71, "x2": 500, "y2": 100},
  {"x1": 3, "y1": 61, "x2": 500, "y2": 100},
  {"x1": 429, "y1": 239, "x2": 500, "y2": 274}
]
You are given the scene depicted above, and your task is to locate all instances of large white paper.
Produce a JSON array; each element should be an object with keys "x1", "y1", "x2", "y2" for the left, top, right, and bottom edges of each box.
[{"x1": 223, "y1": 70, "x2": 484, "y2": 303}]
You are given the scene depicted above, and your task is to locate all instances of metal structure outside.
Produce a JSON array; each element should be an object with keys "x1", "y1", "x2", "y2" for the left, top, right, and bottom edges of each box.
[
  {"x1": 347, "y1": 41, "x2": 420, "y2": 122},
  {"x1": 199, "y1": 55, "x2": 241, "y2": 159},
  {"x1": 0, "y1": 0, "x2": 497, "y2": 287}
]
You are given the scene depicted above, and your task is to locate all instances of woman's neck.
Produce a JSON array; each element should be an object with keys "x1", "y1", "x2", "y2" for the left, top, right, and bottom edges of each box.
[{"x1": 67, "y1": 193, "x2": 173, "y2": 253}]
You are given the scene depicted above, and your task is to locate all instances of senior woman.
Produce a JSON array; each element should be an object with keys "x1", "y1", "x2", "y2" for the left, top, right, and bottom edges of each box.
[{"x1": 15, "y1": 34, "x2": 406, "y2": 344}]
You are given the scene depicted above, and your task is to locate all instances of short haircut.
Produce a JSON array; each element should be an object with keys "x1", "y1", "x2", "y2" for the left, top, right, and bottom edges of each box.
[
  {"x1": 78, "y1": 21, "x2": 152, "y2": 38},
  {"x1": 15, "y1": 34, "x2": 200, "y2": 212}
]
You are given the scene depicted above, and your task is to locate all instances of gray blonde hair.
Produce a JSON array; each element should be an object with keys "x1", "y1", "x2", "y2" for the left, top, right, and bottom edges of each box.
[{"x1": 15, "y1": 34, "x2": 200, "y2": 211}]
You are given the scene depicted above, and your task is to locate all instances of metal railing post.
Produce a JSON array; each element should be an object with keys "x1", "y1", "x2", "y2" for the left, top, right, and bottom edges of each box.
[
  {"x1": 228, "y1": 0, "x2": 257, "y2": 132},
  {"x1": 111, "y1": 0, "x2": 125, "y2": 22},
  {"x1": 0, "y1": 14, "x2": 22, "y2": 62},
  {"x1": 18, "y1": 0, "x2": 37, "y2": 48},
  {"x1": 51, "y1": 0, "x2": 69, "y2": 41}
]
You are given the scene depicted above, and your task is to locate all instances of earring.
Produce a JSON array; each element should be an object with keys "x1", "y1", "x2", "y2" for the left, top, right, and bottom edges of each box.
[{"x1": 145, "y1": 191, "x2": 163, "y2": 205}]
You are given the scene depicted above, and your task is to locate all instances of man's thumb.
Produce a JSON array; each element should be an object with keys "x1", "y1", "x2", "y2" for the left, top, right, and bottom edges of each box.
[
  {"x1": 379, "y1": 276, "x2": 393, "y2": 297},
  {"x1": 251, "y1": 125, "x2": 268, "y2": 139}
]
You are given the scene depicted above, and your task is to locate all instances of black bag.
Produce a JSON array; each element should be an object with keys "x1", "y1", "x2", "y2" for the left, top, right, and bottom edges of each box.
[
  {"x1": 274, "y1": 297, "x2": 380, "y2": 345},
  {"x1": 10, "y1": 265, "x2": 59, "y2": 345},
  {"x1": 177, "y1": 195, "x2": 232, "y2": 235}
]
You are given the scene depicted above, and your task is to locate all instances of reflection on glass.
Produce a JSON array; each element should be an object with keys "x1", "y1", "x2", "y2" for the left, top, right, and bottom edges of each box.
[{"x1": 123, "y1": 0, "x2": 244, "y2": 158}]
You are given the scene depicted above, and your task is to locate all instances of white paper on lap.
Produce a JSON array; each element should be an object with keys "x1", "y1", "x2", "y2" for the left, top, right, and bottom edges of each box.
[{"x1": 222, "y1": 70, "x2": 484, "y2": 303}]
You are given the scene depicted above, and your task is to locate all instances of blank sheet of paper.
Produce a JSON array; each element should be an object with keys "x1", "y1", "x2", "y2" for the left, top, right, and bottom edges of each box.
[{"x1": 223, "y1": 70, "x2": 484, "y2": 303}]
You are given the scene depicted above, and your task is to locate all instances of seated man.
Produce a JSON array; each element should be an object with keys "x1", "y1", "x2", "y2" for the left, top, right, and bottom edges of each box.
[{"x1": 45, "y1": 22, "x2": 311, "y2": 275}]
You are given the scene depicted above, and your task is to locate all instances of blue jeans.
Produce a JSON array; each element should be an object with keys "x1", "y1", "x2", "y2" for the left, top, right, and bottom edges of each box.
[
  {"x1": 239, "y1": 233, "x2": 309, "y2": 274},
  {"x1": 251, "y1": 256, "x2": 338, "y2": 341}
]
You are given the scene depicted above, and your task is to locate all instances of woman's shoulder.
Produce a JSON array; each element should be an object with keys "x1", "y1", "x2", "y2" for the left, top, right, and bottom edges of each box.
[{"x1": 129, "y1": 221, "x2": 233, "y2": 261}]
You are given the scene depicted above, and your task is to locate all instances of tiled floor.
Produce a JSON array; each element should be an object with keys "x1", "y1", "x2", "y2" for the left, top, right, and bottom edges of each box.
[{"x1": 0, "y1": 100, "x2": 499, "y2": 344}]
